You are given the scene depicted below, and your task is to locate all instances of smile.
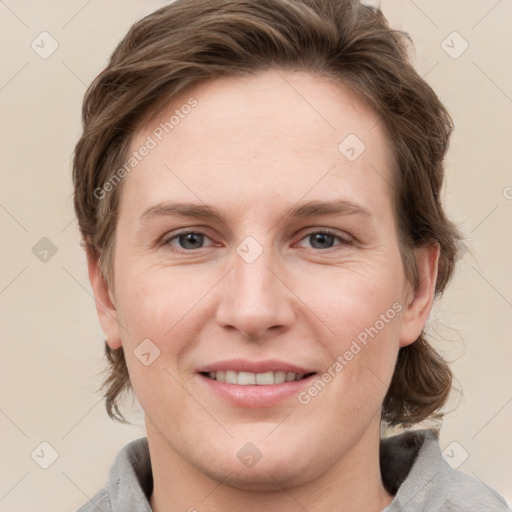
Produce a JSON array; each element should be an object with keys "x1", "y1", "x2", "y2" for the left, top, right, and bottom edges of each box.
[{"x1": 201, "y1": 370, "x2": 315, "y2": 385}]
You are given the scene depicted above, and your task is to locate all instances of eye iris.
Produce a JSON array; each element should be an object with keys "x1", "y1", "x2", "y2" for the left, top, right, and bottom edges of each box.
[
  {"x1": 179, "y1": 233, "x2": 204, "y2": 249},
  {"x1": 310, "y1": 233, "x2": 334, "y2": 249},
  {"x1": 174, "y1": 232, "x2": 339, "y2": 250}
]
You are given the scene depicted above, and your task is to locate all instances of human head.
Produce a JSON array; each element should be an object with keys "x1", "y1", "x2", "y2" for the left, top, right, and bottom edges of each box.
[{"x1": 73, "y1": 0, "x2": 463, "y2": 428}]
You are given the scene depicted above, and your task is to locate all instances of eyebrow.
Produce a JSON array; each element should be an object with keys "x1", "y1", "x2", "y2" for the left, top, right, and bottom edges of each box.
[{"x1": 139, "y1": 198, "x2": 371, "y2": 225}]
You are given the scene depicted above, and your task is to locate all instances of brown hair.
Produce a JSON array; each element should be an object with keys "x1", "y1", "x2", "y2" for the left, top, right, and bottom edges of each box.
[{"x1": 73, "y1": 0, "x2": 464, "y2": 425}]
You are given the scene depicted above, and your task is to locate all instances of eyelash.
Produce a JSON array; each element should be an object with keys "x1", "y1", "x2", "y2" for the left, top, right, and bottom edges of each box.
[{"x1": 161, "y1": 228, "x2": 353, "y2": 252}]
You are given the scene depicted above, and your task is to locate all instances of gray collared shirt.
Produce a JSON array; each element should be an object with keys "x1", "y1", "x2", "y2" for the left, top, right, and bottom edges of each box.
[{"x1": 77, "y1": 429, "x2": 510, "y2": 511}]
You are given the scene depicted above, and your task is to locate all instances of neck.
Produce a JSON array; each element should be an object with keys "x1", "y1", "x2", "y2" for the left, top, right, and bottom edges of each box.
[{"x1": 147, "y1": 419, "x2": 393, "y2": 512}]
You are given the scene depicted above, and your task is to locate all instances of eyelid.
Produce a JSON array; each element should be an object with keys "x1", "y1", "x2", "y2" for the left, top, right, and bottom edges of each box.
[
  {"x1": 161, "y1": 228, "x2": 217, "y2": 248},
  {"x1": 161, "y1": 226, "x2": 354, "y2": 252},
  {"x1": 295, "y1": 227, "x2": 354, "y2": 247}
]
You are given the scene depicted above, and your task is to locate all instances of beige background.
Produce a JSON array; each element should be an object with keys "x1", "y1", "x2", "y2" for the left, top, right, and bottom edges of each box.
[{"x1": 1, "y1": 0, "x2": 511, "y2": 510}]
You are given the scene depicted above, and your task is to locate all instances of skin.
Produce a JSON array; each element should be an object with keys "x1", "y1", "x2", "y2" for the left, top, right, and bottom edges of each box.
[{"x1": 88, "y1": 69, "x2": 439, "y2": 512}]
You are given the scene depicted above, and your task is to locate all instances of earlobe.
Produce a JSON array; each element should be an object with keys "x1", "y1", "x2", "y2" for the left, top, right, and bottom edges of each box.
[
  {"x1": 86, "y1": 247, "x2": 123, "y2": 349},
  {"x1": 399, "y1": 243, "x2": 440, "y2": 348}
]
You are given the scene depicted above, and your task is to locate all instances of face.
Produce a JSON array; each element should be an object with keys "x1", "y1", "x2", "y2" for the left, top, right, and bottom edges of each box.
[{"x1": 90, "y1": 69, "x2": 438, "y2": 490}]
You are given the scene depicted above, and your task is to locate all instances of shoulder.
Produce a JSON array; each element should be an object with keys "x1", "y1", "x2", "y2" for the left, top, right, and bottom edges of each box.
[
  {"x1": 436, "y1": 467, "x2": 511, "y2": 511},
  {"x1": 383, "y1": 429, "x2": 511, "y2": 512},
  {"x1": 75, "y1": 437, "x2": 152, "y2": 512},
  {"x1": 76, "y1": 488, "x2": 111, "y2": 512}
]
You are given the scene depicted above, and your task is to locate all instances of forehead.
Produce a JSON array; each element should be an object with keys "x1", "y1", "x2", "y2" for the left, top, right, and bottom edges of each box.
[{"x1": 120, "y1": 70, "x2": 395, "y2": 224}]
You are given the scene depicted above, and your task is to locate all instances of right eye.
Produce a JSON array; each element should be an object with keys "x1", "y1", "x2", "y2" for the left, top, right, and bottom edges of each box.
[{"x1": 162, "y1": 230, "x2": 217, "y2": 251}]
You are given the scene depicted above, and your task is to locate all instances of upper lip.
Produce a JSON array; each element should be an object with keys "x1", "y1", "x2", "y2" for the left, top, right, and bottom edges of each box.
[{"x1": 196, "y1": 359, "x2": 316, "y2": 374}]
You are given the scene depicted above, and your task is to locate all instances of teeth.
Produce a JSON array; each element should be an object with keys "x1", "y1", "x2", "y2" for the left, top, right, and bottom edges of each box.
[
  {"x1": 285, "y1": 372, "x2": 295, "y2": 382},
  {"x1": 206, "y1": 370, "x2": 308, "y2": 385},
  {"x1": 238, "y1": 371, "x2": 256, "y2": 385},
  {"x1": 225, "y1": 370, "x2": 237, "y2": 384},
  {"x1": 274, "y1": 371, "x2": 286, "y2": 384},
  {"x1": 256, "y1": 371, "x2": 274, "y2": 385}
]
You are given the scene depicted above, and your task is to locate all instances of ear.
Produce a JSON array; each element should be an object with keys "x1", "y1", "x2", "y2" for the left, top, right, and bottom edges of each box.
[
  {"x1": 86, "y1": 247, "x2": 123, "y2": 349},
  {"x1": 399, "y1": 243, "x2": 440, "y2": 348}
]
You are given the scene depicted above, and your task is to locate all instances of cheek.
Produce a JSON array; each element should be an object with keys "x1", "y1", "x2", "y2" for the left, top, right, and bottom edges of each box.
[
  {"x1": 112, "y1": 262, "x2": 223, "y2": 405},
  {"x1": 112, "y1": 266, "x2": 199, "y2": 420},
  {"x1": 318, "y1": 261, "x2": 405, "y2": 343},
  {"x1": 115, "y1": 261, "x2": 206, "y2": 339},
  {"x1": 306, "y1": 258, "x2": 405, "y2": 397}
]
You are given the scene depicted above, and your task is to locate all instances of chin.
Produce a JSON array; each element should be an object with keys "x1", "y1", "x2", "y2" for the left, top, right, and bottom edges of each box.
[
  {"x1": 192, "y1": 435, "x2": 321, "y2": 491},
  {"x1": 207, "y1": 455, "x2": 314, "y2": 491}
]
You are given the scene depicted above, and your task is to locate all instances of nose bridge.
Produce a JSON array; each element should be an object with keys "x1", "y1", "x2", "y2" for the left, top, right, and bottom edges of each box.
[
  {"x1": 215, "y1": 234, "x2": 294, "y2": 338},
  {"x1": 235, "y1": 237, "x2": 276, "y2": 296}
]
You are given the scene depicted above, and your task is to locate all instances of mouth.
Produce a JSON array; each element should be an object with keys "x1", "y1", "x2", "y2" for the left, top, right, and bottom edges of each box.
[
  {"x1": 196, "y1": 361, "x2": 318, "y2": 407},
  {"x1": 199, "y1": 370, "x2": 316, "y2": 385}
]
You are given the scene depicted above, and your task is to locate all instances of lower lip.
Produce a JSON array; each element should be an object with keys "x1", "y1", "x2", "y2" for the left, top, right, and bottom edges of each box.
[{"x1": 197, "y1": 373, "x2": 316, "y2": 408}]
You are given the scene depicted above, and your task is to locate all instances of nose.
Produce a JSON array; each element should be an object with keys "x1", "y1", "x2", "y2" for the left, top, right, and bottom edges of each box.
[{"x1": 215, "y1": 241, "x2": 295, "y2": 340}]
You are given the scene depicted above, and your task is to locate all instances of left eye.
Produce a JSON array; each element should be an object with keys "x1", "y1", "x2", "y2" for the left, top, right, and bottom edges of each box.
[
  {"x1": 296, "y1": 230, "x2": 352, "y2": 250},
  {"x1": 164, "y1": 229, "x2": 351, "y2": 251},
  {"x1": 165, "y1": 231, "x2": 215, "y2": 250}
]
